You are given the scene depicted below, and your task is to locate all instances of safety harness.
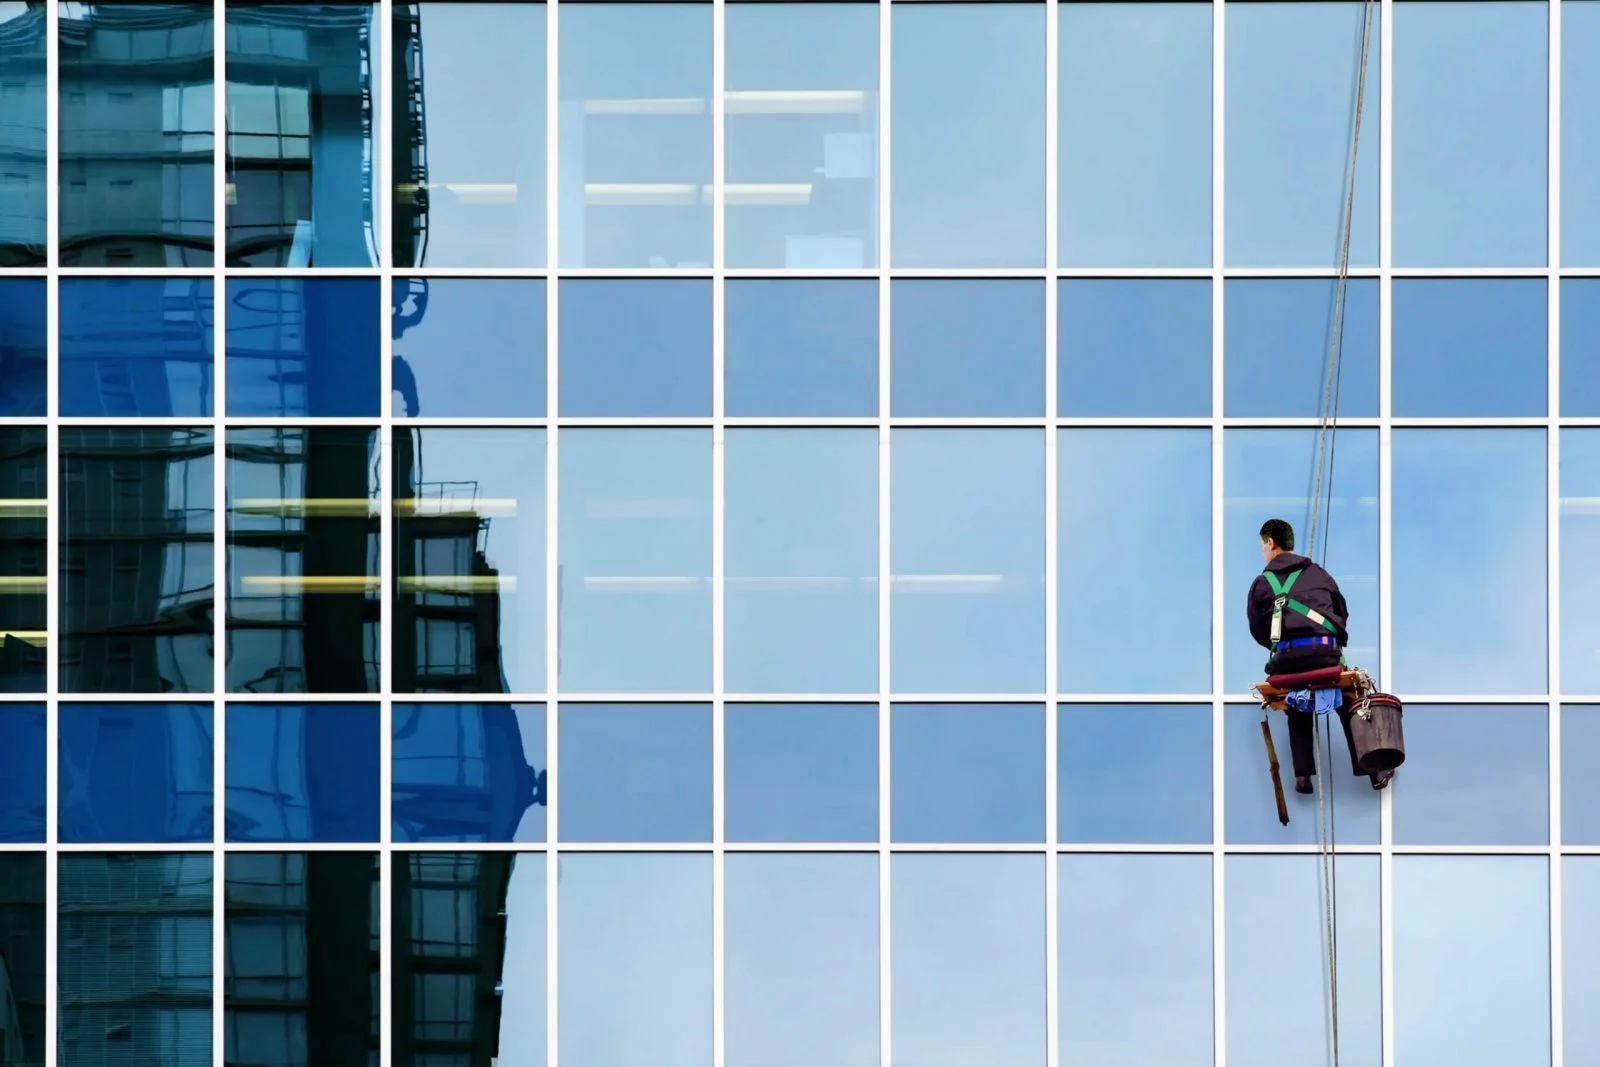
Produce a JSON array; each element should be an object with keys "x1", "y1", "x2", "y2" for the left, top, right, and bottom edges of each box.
[{"x1": 1263, "y1": 567, "x2": 1340, "y2": 646}]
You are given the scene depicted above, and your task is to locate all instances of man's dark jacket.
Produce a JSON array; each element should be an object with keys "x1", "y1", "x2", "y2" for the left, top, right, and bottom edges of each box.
[{"x1": 1246, "y1": 551, "x2": 1350, "y2": 654}]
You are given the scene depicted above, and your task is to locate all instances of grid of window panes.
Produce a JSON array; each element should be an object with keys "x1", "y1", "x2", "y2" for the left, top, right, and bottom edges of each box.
[{"x1": 2, "y1": 0, "x2": 1600, "y2": 1065}]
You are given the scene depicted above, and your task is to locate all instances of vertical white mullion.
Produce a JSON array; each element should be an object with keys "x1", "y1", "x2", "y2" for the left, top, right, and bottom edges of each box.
[
  {"x1": 1043, "y1": 1, "x2": 1061, "y2": 1065},
  {"x1": 877, "y1": 1, "x2": 894, "y2": 1063},
  {"x1": 711, "y1": 0, "x2": 727, "y2": 1064},
  {"x1": 1547, "y1": 1, "x2": 1563, "y2": 1062},
  {"x1": 1377, "y1": 0, "x2": 1396, "y2": 1061},
  {"x1": 43, "y1": 3, "x2": 60, "y2": 1057},
  {"x1": 45, "y1": 0, "x2": 58, "y2": 271},
  {"x1": 376, "y1": 1, "x2": 396, "y2": 1063},
  {"x1": 545, "y1": 2, "x2": 562, "y2": 1064},
  {"x1": 211, "y1": 0, "x2": 229, "y2": 1059},
  {"x1": 1209, "y1": 1, "x2": 1227, "y2": 1064}
]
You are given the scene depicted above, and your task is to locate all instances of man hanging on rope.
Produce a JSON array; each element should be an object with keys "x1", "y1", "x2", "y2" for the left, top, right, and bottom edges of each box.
[{"x1": 1248, "y1": 518, "x2": 1392, "y2": 794}]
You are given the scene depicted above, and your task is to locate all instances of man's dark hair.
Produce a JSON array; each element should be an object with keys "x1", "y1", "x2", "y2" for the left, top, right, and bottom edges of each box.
[{"x1": 1260, "y1": 518, "x2": 1295, "y2": 551}]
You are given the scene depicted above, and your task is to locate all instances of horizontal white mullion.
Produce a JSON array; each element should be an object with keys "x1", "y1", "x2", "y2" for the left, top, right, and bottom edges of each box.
[
  {"x1": 1225, "y1": 693, "x2": 1556, "y2": 705},
  {"x1": 47, "y1": 841, "x2": 383, "y2": 854},
  {"x1": 28, "y1": 692, "x2": 1575, "y2": 706}
]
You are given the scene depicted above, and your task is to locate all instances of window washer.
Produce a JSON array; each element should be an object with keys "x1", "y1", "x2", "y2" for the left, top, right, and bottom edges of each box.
[{"x1": 1247, "y1": 518, "x2": 1392, "y2": 794}]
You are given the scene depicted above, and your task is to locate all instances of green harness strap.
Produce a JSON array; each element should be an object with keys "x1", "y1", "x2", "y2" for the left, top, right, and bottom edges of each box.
[{"x1": 1263, "y1": 568, "x2": 1341, "y2": 646}]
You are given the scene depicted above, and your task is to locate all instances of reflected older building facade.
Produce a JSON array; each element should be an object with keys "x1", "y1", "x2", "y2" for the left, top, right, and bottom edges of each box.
[
  {"x1": 0, "y1": 2, "x2": 45, "y2": 266},
  {"x1": 0, "y1": 429, "x2": 45, "y2": 694},
  {"x1": 58, "y1": 704, "x2": 214, "y2": 845},
  {"x1": 59, "y1": 279, "x2": 215, "y2": 418},
  {"x1": 0, "y1": 855, "x2": 44, "y2": 1067}
]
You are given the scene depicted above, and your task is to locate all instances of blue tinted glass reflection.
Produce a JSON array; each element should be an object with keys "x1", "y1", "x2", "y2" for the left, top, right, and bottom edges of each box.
[
  {"x1": 60, "y1": 278, "x2": 215, "y2": 416},
  {"x1": 725, "y1": 280, "x2": 877, "y2": 417},
  {"x1": 59, "y1": 702, "x2": 212, "y2": 844},
  {"x1": 1568, "y1": 433, "x2": 1600, "y2": 693},
  {"x1": 891, "y1": 280, "x2": 1044, "y2": 417},
  {"x1": 0, "y1": 279, "x2": 45, "y2": 417},
  {"x1": 393, "y1": 704, "x2": 546, "y2": 843},
  {"x1": 559, "y1": 280, "x2": 711, "y2": 417},
  {"x1": 398, "y1": 3, "x2": 547, "y2": 268},
  {"x1": 1393, "y1": 430, "x2": 1546, "y2": 695},
  {"x1": 1224, "y1": 279, "x2": 1379, "y2": 418},
  {"x1": 1567, "y1": 858, "x2": 1600, "y2": 1063},
  {"x1": 1562, "y1": 280, "x2": 1600, "y2": 417},
  {"x1": 226, "y1": 278, "x2": 380, "y2": 417},
  {"x1": 0, "y1": 2, "x2": 45, "y2": 265},
  {"x1": 226, "y1": 702, "x2": 379, "y2": 843},
  {"x1": 1226, "y1": 705, "x2": 1380, "y2": 845},
  {"x1": 225, "y1": 2, "x2": 378, "y2": 268},
  {"x1": 1393, "y1": 705, "x2": 1548, "y2": 846},
  {"x1": 891, "y1": 703, "x2": 1043, "y2": 844},
  {"x1": 725, "y1": 704, "x2": 877, "y2": 844},
  {"x1": 1393, "y1": 279, "x2": 1547, "y2": 417},
  {"x1": 1059, "y1": 2, "x2": 1210, "y2": 267},
  {"x1": 1059, "y1": 705, "x2": 1210, "y2": 845},
  {"x1": 391, "y1": 278, "x2": 546, "y2": 418},
  {"x1": 1563, "y1": 2, "x2": 1600, "y2": 265},
  {"x1": 558, "y1": 704, "x2": 711, "y2": 843},
  {"x1": 1058, "y1": 280, "x2": 1210, "y2": 418},
  {"x1": 0, "y1": 426, "x2": 45, "y2": 695},
  {"x1": 1059, "y1": 855, "x2": 1212, "y2": 1067},
  {"x1": 891, "y1": 3, "x2": 1045, "y2": 268},
  {"x1": 1394, "y1": 857, "x2": 1550, "y2": 1066},
  {"x1": 1562, "y1": 706, "x2": 1600, "y2": 844},
  {"x1": 1059, "y1": 429, "x2": 1211, "y2": 693},
  {"x1": 726, "y1": 430, "x2": 877, "y2": 694},
  {"x1": 1393, "y1": 1, "x2": 1547, "y2": 267},
  {"x1": 0, "y1": 704, "x2": 45, "y2": 842}
]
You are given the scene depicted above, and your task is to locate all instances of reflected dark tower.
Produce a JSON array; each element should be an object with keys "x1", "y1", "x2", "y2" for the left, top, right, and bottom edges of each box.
[
  {"x1": 0, "y1": 855, "x2": 44, "y2": 1067},
  {"x1": 393, "y1": 1, "x2": 429, "y2": 267},
  {"x1": 0, "y1": 429, "x2": 45, "y2": 693}
]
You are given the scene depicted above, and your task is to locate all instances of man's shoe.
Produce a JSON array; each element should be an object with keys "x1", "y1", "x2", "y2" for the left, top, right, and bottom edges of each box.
[
  {"x1": 1370, "y1": 769, "x2": 1394, "y2": 790},
  {"x1": 1295, "y1": 776, "x2": 1313, "y2": 794}
]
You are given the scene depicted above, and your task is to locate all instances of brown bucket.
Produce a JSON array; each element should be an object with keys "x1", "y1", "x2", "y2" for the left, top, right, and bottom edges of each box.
[{"x1": 1349, "y1": 693, "x2": 1405, "y2": 773}]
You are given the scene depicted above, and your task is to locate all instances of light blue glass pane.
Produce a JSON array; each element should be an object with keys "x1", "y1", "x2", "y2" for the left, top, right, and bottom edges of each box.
[
  {"x1": 1226, "y1": 855, "x2": 1382, "y2": 1067},
  {"x1": 1225, "y1": 1, "x2": 1380, "y2": 268},
  {"x1": 400, "y1": 2, "x2": 547, "y2": 268},
  {"x1": 392, "y1": 704, "x2": 546, "y2": 843},
  {"x1": 225, "y1": 278, "x2": 381, "y2": 418},
  {"x1": 1563, "y1": 2, "x2": 1600, "y2": 265},
  {"x1": 559, "y1": 703, "x2": 710, "y2": 844},
  {"x1": 891, "y1": 704, "x2": 1044, "y2": 844},
  {"x1": 1058, "y1": 705, "x2": 1211, "y2": 845},
  {"x1": 0, "y1": 278, "x2": 45, "y2": 417},
  {"x1": 60, "y1": 279, "x2": 215, "y2": 417},
  {"x1": 1394, "y1": 856, "x2": 1550, "y2": 1067},
  {"x1": 725, "y1": 854, "x2": 880, "y2": 1067},
  {"x1": 559, "y1": 854, "x2": 712, "y2": 1067},
  {"x1": 725, "y1": 3, "x2": 878, "y2": 269},
  {"x1": 1223, "y1": 429, "x2": 1380, "y2": 692},
  {"x1": 1059, "y1": 2, "x2": 1210, "y2": 268},
  {"x1": 891, "y1": 429, "x2": 1045, "y2": 694},
  {"x1": 1562, "y1": 280, "x2": 1600, "y2": 416},
  {"x1": 725, "y1": 704, "x2": 877, "y2": 844},
  {"x1": 1567, "y1": 858, "x2": 1600, "y2": 1062},
  {"x1": 1393, "y1": 705, "x2": 1548, "y2": 846},
  {"x1": 0, "y1": 3, "x2": 45, "y2": 265},
  {"x1": 890, "y1": 3, "x2": 1045, "y2": 268},
  {"x1": 1059, "y1": 855, "x2": 1212, "y2": 1067},
  {"x1": 725, "y1": 280, "x2": 877, "y2": 417},
  {"x1": 1225, "y1": 705, "x2": 1381, "y2": 845},
  {"x1": 391, "y1": 278, "x2": 546, "y2": 419},
  {"x1": 1224, "y1": 279, "x2": 1379, "y2": 418},
  {"x1": 1562, "y1": 706, "x2": 1600, "y2": 844},
  {"x1": 0, "y1": 704, "x2": 44, "y2": 842},
  {"x1": 225, "y1": 3, "x2": 378, "y2": 268},
  {"x1": 558, "y1": 4, "x2": 711, "y2": 269},
  {"x1": 1568, "y1": 432, "x2": 1600, "y2": 692},
  {"x1": 891, "y1": 280, "x2": 1044, "y2": 417},
  {"x1": 59, "y1": 703, "x2": 213, "y2": 844},
  {"x1": 891, "y1": 854, "x2": 1046, "y2": 1067},
  {"x1": 225, "y1": 702, "x2": 379, "y2": 843},
  {"x1": 558, "y1": 430, "x2": 711, "y2": 693},
  {"x1": 1393, "y1": 1, "x2": 1547, "y2": 268},
  {"x1": 1393, "y1": 280, "x2": 1548, "y2": 417},
  {"x1": 1392, "y1": 429, "x2": 1546, "y2": 694},
  {"x1": 560, "y1": 280, "x2": 711, "y2": 417},
  {"x1": 725, "y1": 430, "x2": 877, "y2": 694},
  {"x1": 1059, "y1": 429, "x2": 1210, "y2": 693},
  {"x1": 480, "y1": 853, "x2": 548, "y2": 1067},
  {"x1": 1058, "y1": 280, "x2": 1211, "y2": 418}
]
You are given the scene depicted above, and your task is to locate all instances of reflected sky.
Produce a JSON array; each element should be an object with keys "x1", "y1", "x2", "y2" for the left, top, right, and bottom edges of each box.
[
  {"x1": 1226, "y1": 704, "x2": 1380, "y2": 845},
  {"x1": 0, "y1": 703, "x2": 44, "y2": 842},
  {"x1": 891, "y1": 280, "x2": 1043, "y2": 417},
  {"x1": 60, "y1": 278, "x2": 215, "y2": 417},
  {"x1": 1562, "y1": 280, "x2": 1600, "y2": 417},
  {"x1": 1224, "y1": 279, "x2": 1379, "y2": 419},
  {"x1": 1392, "y1": 279, "x2": 1547, "y2": 417},
  {"x1": 393, "y1": 703, "x2": 545, "y2": 843},
  {"x1": 1059, "y1": 279, "x2": 1210, "y2": 418},
  {"x1": 1561, "y1": 705, "x2": 1600, "y2": 845},
  {"x1": 0, "y1": 1, "x2": 45, "y2": 265},
  {"x1": 725, "y1": 280, "x2": 877, "y2": 417},
  {"x1": 559, "y1": 280, "x2": 711, "y2": 418},
  {"x1": 497, "y1": 854, "x2": 549, "y2": 1067},
  {"x1": 1565, "y1": 431, "x2": 1600, "y2": 694},
  {"x1": 1567, "y1": 858, "x2": 1600, "y2": 1063},
  {"x1": 1393, "y1": 704, "x2": 1548, "y2": 846},
  {"x1": 391, "y1": 278, "x2": 546, "y2": 419},
  {"x1": 725, "y1": 703, "x2": 877, "y2": 844},
  {"x1": 557, "y1": 703, "x2": 711, "y2": 843},
  {"x1": 0, "y1": 278, "x2": 46, "y2": 417},
  {"x1": 1566, "y1": 1, "x2": 1600, "y2": 265},
  {"x1": 891, "y1": 703, "x2": 1044, "y2": 844},
  {"x1": 59, "y1": 702, "x2": 212, "y2": 844},
  {"x1": 1059, "y1": 704, "x2": 1211, "y2": 845}
]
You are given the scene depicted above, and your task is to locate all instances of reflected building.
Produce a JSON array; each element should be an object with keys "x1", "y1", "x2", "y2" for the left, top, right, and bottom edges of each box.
[
  {"x1": 58, "y1": 704, "x2": 214, "y2": 845},
  {"x1": 0, "y1": 429, "x2": 45, "y2": 694},
  {"x1": 392, "y1": 704, "x2": 543, "y2": 844},
  {"x1": 59, "y1": 279, "x2": 215, "y2": 418},
  {"x1": 0, "y1": 2, "x2": 45, "y2": 266},
  {"x1": 392, "y1": 1, "x2": 428, "y2": 267},
  {"x1": 0, "y1": 855, "x2": 44, "y2": 1067}
]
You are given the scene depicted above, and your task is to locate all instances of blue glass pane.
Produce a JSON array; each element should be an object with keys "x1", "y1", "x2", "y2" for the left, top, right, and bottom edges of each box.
[
  {"x1": 1562, "y1": 706, "x2": 1600, "y2": 844},
  {"x1": 1224, "y1": 429, "x2": 1380, "y2": 692},
  {"x1": 0, "y1": 2, "x2": 45, "y2": 266},
  {"x1": 0, "y1": 704, "x2": 44, "y2": 842},
  {"x1": 391, "y1": 277, "x2": 546, "y2": 418},
  {"x1": 1225, "y1": 1, "x2": 1380, "y2": 268},
  {"x1": 1394, "y1": 705, "x2": 1548, "y2": 846},
  {"x1": 557, "y1": 429, "x2": 711, "y2": 693},
  {"x1": 725, "y1": 854, "x2": 879, "y2": 1067},
  {"x1": 0, "y1": 279, "x2": 45, "y2": 417},
  {"x1": 1059, "y1": 855, "x2": 1212, "y2": 1067},
  {"x1": 1058, "y1": 280, "x2": 1210, "y2": 418},
  {"x1": 558, "y1": 3, "x2": 711, "y2": 269},
  {"x1": 558, "y1": 704, "x2": 711, "y2": 844},
  {"x1": 1225, "y1": 704, "x2": 1381, "y2": 845},
  {"x1": 59, "y1": 703, "x2": 213, "y2": 845},
  {"x1": 392, "y1": 704, "x2": 546, "y2": 843},
  {"x1": 1393, "y1": 279, "x2": 1548, "y2": 417},
  {"x1": 1226, "y1": 856, "x2": 1382, "y2": 1067},
  {"x1": 226, "y1": 278, "x2": 380, "y2": 417},
  {"x1": 725, "y1": 703, "x2": 877, "y2": 844},
  {"x1": 891, "y1": 703, "x2": 1044, "y2": 844},
  {"x1": 1393, "y1": 1, "x2": 1547, "y2": 267},
  {"x1": 1568, "y1": 858, "x2": 1600, "y2": 1063},
  {"x1": 60, "y1": 1, "x2": 214, "y2": 267},
  {"x1": 892, "y1": 854, "x2": 1046, "y2": 1067},
  {"x1": 558, "y1": 854, "x2": 712, "y2": 1067},
  {"x1": 1567, "y1": 432, "x2": 1600, "y2": 693},
  {"x1": 1059, "y1": 704, "x2": 1211, "y2": 845},
  {"x1": 1059, "y1": 2, "x2": 1210, "y2": 268},
  {"x1": 1059, "y1": 429, "x2": 1211, "y2": 693},
  {"x1": 60, "y1": 279, "x2": 215, "y2": 417},
  {"x1": 1563, "y1": 1, "x2": 1600, "y2": 265},
  {"x1": 1393, "y1": 429, "x2": 1547, "y2": 694},
  {"x1": 725, "y1": 3, "x2": 878, "y2": 269},
  {"x1": 398, "y1": 2, "x2": 547, "y2": 268},
  {"x1": 891, "y1": 280, "x2": 1044, "y2": 417},
  {"x1": 726, "y1": 430, "x2": 877, "y2": 694},
  {"x1": 891, "y1": 429, "x2": 1045, "y2": 694},
  {"x1": 1562, "y1": 280, "x2": 1600, "y2": 416},
  {"x1": 1394, "y1": 856, "x2": 1550, "y2": 1067},
  {"x1": 891, "y1": 3, "x2": 1045, "y2": 268},
  {"x1": 1224, "y1": 279, "x2": 1380, "y2": 418},
  {"x1": 225, "y1": 703, "x2": 379, "y2": 843},
  {"x1": 559, "y1": 280, "x2": 711, "y2": 417},
  {"x1": 725, "y1": 279, "x2": 877, "y2": 417},
  {"x1": 0, "y1": 854, "x2": 44, "y2": 1067},
  {"x1": 0, "y1": 427, "x2": 45, "y2": 695},
  {"x1": 225, "y1": 2, "x2": 378, "y2": 268}
]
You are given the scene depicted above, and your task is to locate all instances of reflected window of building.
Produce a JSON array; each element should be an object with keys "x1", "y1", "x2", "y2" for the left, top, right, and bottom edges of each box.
[
  {"x1": 0, "y1": 705, "x2": 44, "y2": 842},
  {"x1": 390, "y1": 278, "x2": 547, "y2": 419},
  {"x1": 0, "y1": 2, "x2": 46, "y2": 266},
  {"x1": 0, "y1": 279, "x2": 45, "y2": 418},
  {"x1": 60, "y1": 278, "x2": 215, "y2": 417},
  {"x1": 58, "y1": 702, "x2": 214, "y2": 844},
  {"x1": 226, "y1": 702, "x2": 380, "y2": 843},
  {"x1": 0, "y1": 427, "x2": 46, "y2": 694},
  {"x1": 0, "y1": 854, "x2": 46, "y2": 1067},
  {"x1": 393, "y1": 703, "x2": 546, "y2": 845},
  {"x1": 226, "y1": 277, "x2": 381, "y2": 418}
]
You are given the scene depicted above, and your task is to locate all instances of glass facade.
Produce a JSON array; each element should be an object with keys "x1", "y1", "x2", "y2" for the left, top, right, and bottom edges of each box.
[{"x1": 2, "y1": 1, "x2": 1595, "y2": 1066}]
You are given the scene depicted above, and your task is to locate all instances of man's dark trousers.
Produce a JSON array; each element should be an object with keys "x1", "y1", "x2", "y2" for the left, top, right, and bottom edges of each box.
[{"x1": 1271, "y1": 646, "x2": 1365, "y2": 780}]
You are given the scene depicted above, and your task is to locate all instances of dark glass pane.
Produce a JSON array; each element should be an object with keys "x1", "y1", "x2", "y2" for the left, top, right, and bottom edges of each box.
[
  {"x1": 558, "y1": 280, "x2": 712, "y2": 418},
  {"x1": 891, "y1": 280, "x2": 1044, "y2": 417},
  {"x1": 0, "y1": 427, "x2": 46, "y2": 694},
  {"x1": 557, "y1": 703, "x2": 712, "y2": 843},
  {"x1": 226, "y1": 427, "x2": 380, "y2": 694},
  {"x1": 0, "y1": 2, "x2": 46, "y2": 266},
  {"x1": 891, "y1": 703, "x2": 1045, "y2": 844},
  {"x1": 1058, "y1": 280, "x2": 1210, "y2": 418},
  {"x1": 1564, "y1": 705, "x2": 1600, "y2": 845},
  {"x1": 724, "y1": 703, "x2": 877, "y2": 844},
  {"x1": 1058, "y1": 704, "x2": 1211, "y2": 845},
  {"x1": 59, "y1": 1, "x2": 215, "y2": 267},
  {"x1": 724, "y1": 279, "x2": 877, "y2": 418},
  {"x1": 1392, "y1": 279, "x2": 1547, "y2": 417},
  {"x1": 0, "y1": 279, "x2": 46, "y2": 417},
  {"x1": 1224, "y1": 279, "x2": 1380, "y2": 418},
  {"x1": 60, "y1": 278, "x2": 215, "y2": 417},
  {"x1": 0, "y1": 854, "x2": 45, "y2": 1067},
  {"x1": 226, "y1": 703, "x2": 380, "y2": 843},
  {"x1": 60, "y1": 428, "x2": 214, "y2": 694},
  {"x1": 392, "y1": 704, "x2": 546, "y2": 844},
  {"x1": 1562, "y1": 279, "x2": 1600, "y2": 417},
  {"x1": 226, "y1": 278, "x2": 381, "y2": 418},
  {"x1": 0, "y1": 705, "x2": 45, "y2": 841},
  {"x1": 390, "y1": 277, "x2": 546, "y2": 419},
  {"x1": 59, "y1": 702, "x2": 213, "y2": 844},
  {"x1": 1393, "y1": 704, "x2": 1548, "y2": 846}
]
